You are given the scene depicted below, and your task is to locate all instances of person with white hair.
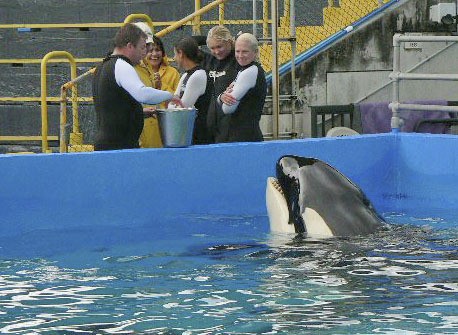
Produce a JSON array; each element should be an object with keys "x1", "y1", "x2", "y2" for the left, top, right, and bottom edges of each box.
[{"x1": 218, "y1": 33, "x2": 267, "y2": 142}]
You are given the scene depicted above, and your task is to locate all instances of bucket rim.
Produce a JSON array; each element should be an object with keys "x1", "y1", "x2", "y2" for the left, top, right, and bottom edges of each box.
[{"x1": 156, "y1": 107, "x2": 197, "y2": 113}]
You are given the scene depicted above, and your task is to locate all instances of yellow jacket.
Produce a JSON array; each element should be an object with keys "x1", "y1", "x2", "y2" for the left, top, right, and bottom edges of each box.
[{"x1": 135, "y1": 58, "x2": 180, "y2": 148}]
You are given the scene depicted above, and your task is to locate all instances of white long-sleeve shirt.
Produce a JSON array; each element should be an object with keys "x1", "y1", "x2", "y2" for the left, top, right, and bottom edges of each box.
[
  {"x1": 169, "y1": 69, "x2": 207, "y2": 108},
  {"x1": 221, "y1": 64, "x2": 259, "y2": 115},
  {"x1": 114, "y1": 58, "x2": 173, "y2": 105}
]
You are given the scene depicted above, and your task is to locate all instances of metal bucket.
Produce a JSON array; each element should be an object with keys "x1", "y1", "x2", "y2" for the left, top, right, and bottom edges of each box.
[{"x1": 157, "y1": 108, "x2": 197, "y2": 148}]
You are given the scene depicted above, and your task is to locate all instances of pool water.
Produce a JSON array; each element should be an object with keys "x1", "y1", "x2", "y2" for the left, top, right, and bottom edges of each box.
[{"x1": 0, "y1": 213, "x2": 457, "y2": 334}]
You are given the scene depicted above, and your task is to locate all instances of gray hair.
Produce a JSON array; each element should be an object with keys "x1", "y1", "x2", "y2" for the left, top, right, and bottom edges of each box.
[{"x1": 235, "y1": 33, "x2": 259, "y2": 53}]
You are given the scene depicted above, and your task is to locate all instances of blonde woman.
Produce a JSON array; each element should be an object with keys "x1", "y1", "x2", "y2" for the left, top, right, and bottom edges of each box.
[
  {"x1": 201, "y1": 25, "x2": 239, "y2": 143},
  {"x1": 134, "y1": 22, "x2": 180, "y2": 148},
  {"x1": 218, "y1": 33, "x2": 267, "y2": 142}
]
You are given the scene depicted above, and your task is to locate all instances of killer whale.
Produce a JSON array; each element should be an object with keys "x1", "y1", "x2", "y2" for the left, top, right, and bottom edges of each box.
[{"x1": 266, "y1": 155, "x2": 385, "y2": 237}]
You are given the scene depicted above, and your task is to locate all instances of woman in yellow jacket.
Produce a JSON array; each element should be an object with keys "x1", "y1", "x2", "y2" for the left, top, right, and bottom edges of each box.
[{"x1": 134, "y1": 23, "x2": 180, "y2": 147}]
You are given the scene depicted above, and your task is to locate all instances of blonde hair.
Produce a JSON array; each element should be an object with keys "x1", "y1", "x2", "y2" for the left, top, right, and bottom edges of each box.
[
  {"x1": 236, "y1": 33, "x2": 259, "y2": 53},
  {"x1": 206, "y1": 25, "x2": 234, "y2": 46}
]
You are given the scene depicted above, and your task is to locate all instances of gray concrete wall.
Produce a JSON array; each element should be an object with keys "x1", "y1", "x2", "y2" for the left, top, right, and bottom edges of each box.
[
  {"x1": 290, "y1": 0, "x2": 458, "y2": 136},
  {"x1": 326, "y1": 39, "x2": 458, "y2": 104}
]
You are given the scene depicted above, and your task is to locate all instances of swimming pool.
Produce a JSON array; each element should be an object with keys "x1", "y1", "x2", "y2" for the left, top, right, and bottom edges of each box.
[
  {"x1": 1, "y1": 133, "x2": 458, "y2": 333},
  {"x1": 0, "y1": 212, "x2": 457, "y2": 334}
]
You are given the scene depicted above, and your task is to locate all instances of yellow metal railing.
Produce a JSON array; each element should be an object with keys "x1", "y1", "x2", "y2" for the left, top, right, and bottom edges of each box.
[
  {"x1": 60, "y1": 67, "x2": 97, "y2": 153},
  {"x1": 123, "y1": 13, "x2": 155, "y2": 33},
  {"x1": 155, "y1": 0, "x2": 230, "y2": 37},
  {"x1": 41, "y1": 51, "x2": 78, "y2": 153}
]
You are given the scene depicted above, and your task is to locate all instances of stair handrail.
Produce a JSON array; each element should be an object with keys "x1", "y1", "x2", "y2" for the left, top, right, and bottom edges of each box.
[{"x1": 155, "y1": 0, "x2": 228, "y2": 37}]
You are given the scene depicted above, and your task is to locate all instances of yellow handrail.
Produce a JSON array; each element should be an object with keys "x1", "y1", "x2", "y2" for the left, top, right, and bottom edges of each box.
[
  {"x1": 219, "y1": 3, "x2": 225, "y2": 25},
  {"x1": 0, "y1": 96, "x2": 92, "y2": 103},
  {"x1": 156, "y1": 0, "x2": 228, "y2": 37},
  {"x1": 41, "y1": 51, "x2": 77, "y2": 153},
  {"x1": 0, "y1": 58, "x2": 101, "y2": 64},
  {"x1": 0, "y1": 19, "x2": 265, "y2": 30},
  {"x1": 123, "y1": 13, "x2": 155, "y2": 33},
  {"x1": 193, "y1": 0, "x2": 202, "y2": 35},
  {"x1": 60, "y1": 67, "x2": 96, "y2": 153}
]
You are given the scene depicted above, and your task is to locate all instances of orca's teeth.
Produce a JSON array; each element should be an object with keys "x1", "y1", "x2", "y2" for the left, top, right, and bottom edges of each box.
[{"x1": 272, "y1": 179, "x2": 284, "y2": 195}]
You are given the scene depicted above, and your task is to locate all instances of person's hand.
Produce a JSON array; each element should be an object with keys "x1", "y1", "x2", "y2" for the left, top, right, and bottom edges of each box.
[
  {"x1": 168, "y1": 95, "x2": 184, "y2": 108},
  {"x1": 153, "y1": 72, "x2": 161, "y2": 90},
  {"x1": 220, "y1": 82, "x2": 236, "y2": 105},
  {"x1": 221, "y1": 92, "x2": 237, "y2": 106},
  {"x1": 143, "y1": 106, "x2": 157, "y2": 118}
]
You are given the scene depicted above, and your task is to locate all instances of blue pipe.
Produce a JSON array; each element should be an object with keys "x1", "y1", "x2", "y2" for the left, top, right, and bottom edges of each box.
[{"x1": 266, "y1": 0, "x2": 400, "y2": 84}]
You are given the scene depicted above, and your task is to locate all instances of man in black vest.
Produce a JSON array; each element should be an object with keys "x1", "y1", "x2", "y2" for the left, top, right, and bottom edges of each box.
[{"x1": 92, "y1": 23, "x2": 181, "y2": 151}]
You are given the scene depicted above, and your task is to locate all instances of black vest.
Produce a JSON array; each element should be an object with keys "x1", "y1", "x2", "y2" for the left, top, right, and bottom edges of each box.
[
  {"x1": 201, "y1": 52, "x2": 239, "y2": 143},
  {"x1": 226, "y1": 62, "x2": 267, "y2": 142},
  {"x1": 92, "y1": 55, "x2": 144, "y2": 150}
]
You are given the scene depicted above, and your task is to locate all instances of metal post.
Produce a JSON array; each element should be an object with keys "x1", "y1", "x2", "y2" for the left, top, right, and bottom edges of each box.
[
  {"x1": 194, "y1": 0, "x2": 202, "y2": 35},
  {"x1": 263, "y1": 0, "x2": 269, "y2": 38},
  {"x1": 391, "y1": 34, "x2": 401, "y2": 132},
  {"x1": 284, "y1": 0, "x2": 290, "y2": 18},
  {"x1": 271, "y1": 0, "x2": 280, "y2": 139},
  {"x1": 59, "y1": 87, "x2": 68, "y2": 153},
  {"x1": 290, "y1": 0, "x2": 297, "y2": 137},
  {"x1": 61, "y1": 67, "x2": 96, "y2": 153},
  {"x1": 219, "y1": 3, "x2": 225, "y2": 25},
  {"x1": 253, "y1": 0, "x2": 257, "y2": 36}
]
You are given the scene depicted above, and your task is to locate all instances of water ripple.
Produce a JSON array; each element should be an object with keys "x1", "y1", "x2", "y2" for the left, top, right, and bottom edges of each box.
[{"x1": 0, "y1": 213, "x2": 457, "y2": 334}]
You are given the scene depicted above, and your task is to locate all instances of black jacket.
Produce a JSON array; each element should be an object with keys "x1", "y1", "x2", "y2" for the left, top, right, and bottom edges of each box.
[
  {"x1": 225, "y1": 62, "x2": 267, "y2": 142},
  {"x1": 201, "y1": 51, "x2": 239, "y2": 143}
]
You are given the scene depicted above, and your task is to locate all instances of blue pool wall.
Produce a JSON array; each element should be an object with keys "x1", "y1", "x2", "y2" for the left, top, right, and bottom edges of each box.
[
  {"x1": 395, "y1": 133, "x2": 458, "y2": 213},
  {"x1": 1, "y1": 132, "x2": 458, "y2": 240},
  {"x1": 0, "y1": 133, "x2": 396, "y2": 237}
]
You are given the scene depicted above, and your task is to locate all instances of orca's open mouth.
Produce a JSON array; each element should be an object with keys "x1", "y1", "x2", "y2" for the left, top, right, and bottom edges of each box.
[{"x1": 266, "y1": 177, "x2": 296, "y2": 234}]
